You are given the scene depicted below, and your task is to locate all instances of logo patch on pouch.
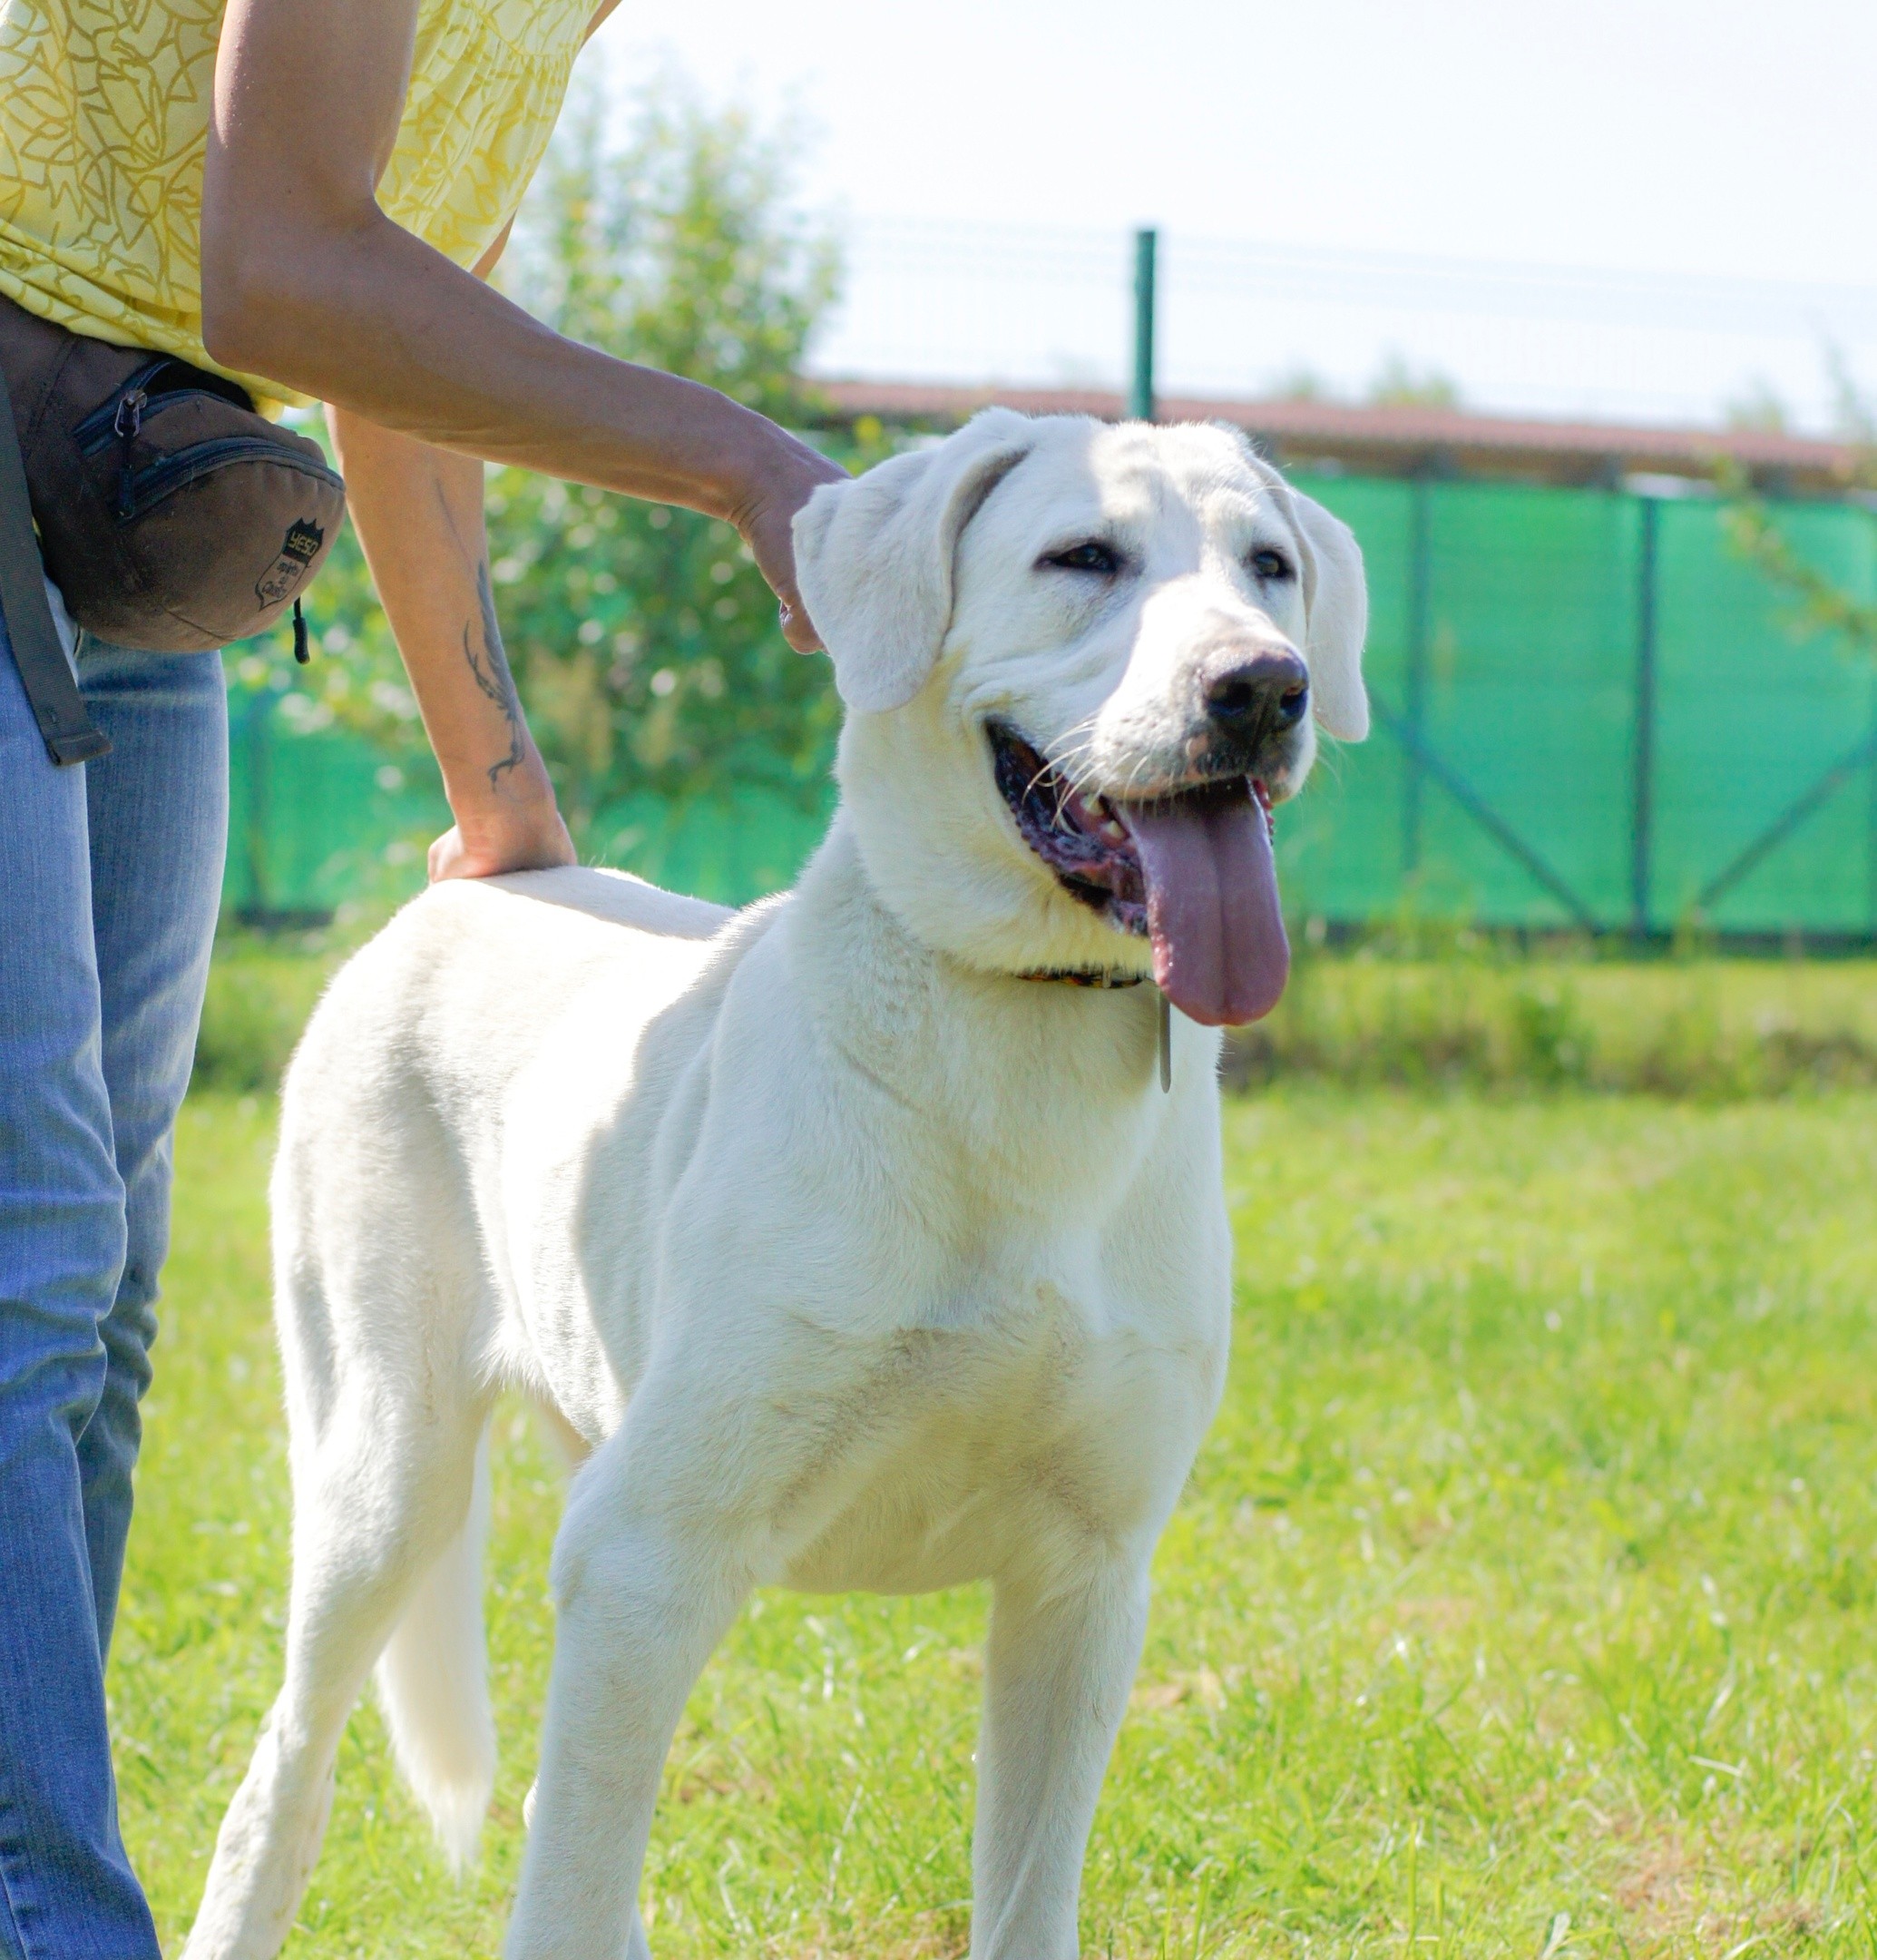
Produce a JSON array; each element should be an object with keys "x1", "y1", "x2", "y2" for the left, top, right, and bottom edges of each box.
[{"x1": 255, "y1": 517, "x2": 326, "y2": 607}]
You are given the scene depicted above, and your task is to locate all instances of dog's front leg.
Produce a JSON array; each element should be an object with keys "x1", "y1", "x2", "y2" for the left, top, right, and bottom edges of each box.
[
  {"x1": 969, "y1": 1557, "x2": 1151, "y2": 1960},
  {"x1": 504, "y1": 1429, "x2": 749, "y2": 1960}
]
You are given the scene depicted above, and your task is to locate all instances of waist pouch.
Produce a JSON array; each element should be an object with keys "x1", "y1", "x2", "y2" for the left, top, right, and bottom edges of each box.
[{"x1": 0, "y1": 291, "x2": 346, "y2": 764}]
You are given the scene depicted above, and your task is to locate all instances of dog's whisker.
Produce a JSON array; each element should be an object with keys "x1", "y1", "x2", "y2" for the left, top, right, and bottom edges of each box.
[{"x1": 1060, "y1": 756, "x2": 1108, "y2": 801}]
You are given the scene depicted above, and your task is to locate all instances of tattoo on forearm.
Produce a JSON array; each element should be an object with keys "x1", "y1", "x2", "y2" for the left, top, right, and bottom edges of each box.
[{"x1": 463, "y1": 561, "x2": 525, "y2": 791}]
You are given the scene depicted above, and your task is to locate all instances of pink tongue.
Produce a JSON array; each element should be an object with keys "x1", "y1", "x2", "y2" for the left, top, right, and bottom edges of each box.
[{"x1": 1124, "y1": 793, "x2": 1289, "y2": 1027}]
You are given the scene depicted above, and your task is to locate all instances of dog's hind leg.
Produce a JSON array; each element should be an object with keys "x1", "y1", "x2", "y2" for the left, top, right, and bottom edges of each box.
[
  {"x1": 968, "y1": 1557, "x2": 1152, "y2": 1960},
  {"x1": 184, "y1": 1385, "x2": 492, "y2": 1960}
]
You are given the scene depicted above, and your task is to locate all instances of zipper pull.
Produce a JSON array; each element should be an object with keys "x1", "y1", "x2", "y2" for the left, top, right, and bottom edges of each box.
[
  {"x1": 112, "y1": 387, "x2": 146, "y2": 519},
  {"x1": 292, "y1": 597, "x2": 310, "y2": 664}
]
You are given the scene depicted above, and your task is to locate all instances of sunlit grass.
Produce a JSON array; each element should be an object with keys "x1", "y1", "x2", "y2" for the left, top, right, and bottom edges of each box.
[
  {"x1": 1227, "y1": 954, "x2": 1877, "y2": 1095},
  {"x1": 118, "y1": 1084, "x2": 1877, "y2": 1955}
]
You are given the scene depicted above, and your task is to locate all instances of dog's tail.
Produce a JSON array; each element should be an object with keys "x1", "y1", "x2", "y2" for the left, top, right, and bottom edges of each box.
[{"x1": 375, "y1": 1428, "x2": 496, "y2": 1875}]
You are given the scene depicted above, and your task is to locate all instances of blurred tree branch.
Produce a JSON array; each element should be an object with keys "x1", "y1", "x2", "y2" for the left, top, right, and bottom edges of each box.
[{"x1": 1718, "y1": 348, "x2": 1877, "y2": 662}]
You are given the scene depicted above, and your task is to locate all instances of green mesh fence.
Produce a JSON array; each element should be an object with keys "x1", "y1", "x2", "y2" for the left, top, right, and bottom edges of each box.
[
  {"x1": 224, "y1": 475, "x2": 1877, "y2": 936},
  {"x1": 222, "y1": 687, "x2": 833, "y2": 920},
  {"x1": 1278, "y1": 474, "x2": 1877, "y2": 939}
]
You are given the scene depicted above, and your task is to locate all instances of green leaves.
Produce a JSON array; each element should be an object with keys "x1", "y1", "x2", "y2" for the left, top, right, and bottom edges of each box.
[
  {"x1": 488, "y1": 71, "x2": 848, "y2": 844},
  {"x1": 483, "y1": 475, "x2": 842, "y2": 846}
]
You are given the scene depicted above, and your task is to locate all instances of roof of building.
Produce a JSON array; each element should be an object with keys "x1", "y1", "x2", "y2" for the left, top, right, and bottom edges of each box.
[{"x1": 807, "y1": 379, "x2": 1872, "y2": 495}]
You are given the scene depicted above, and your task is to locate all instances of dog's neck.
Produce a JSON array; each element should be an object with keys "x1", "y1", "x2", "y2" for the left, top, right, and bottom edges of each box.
[
  {"x1": 778, "y1": 814, "x2": 1212, "y2": 1207},
  {"x1": 834, "y1": 698, "x2": 1160, "y2": 987}
]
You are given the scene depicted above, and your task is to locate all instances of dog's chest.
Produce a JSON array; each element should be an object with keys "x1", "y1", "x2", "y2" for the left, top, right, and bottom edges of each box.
[{"x1": 775, "y1": 1261, "x2": 1225, "y2": 1596}]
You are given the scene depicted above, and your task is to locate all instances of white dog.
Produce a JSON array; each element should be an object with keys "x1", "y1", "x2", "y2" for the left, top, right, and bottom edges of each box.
[{"x1": 185, "y1": 410, "x2": 1367, "y2": 1960}]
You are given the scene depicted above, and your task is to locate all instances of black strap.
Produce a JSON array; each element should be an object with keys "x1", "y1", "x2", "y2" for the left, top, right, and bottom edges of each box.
[
  {"x1": 0, "y1": 363, "x2": 109, "y2": 766},
  {"x1": 1016, "y1": 966, "x2": 1145, "y2": 987}
]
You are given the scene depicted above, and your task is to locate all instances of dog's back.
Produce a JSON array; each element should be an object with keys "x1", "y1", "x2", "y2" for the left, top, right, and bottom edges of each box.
[
  {"x1": 284, "y1": 866, "x2": 733, "y2": 1163},
  {"x1": 484, "y1": 863, "x2": 730, "y2": 939}
]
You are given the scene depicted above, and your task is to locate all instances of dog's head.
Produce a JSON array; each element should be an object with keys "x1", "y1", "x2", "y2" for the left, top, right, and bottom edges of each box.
[{"x1": 794, "y1": 410, "x2": 1368, "y2": 1026}]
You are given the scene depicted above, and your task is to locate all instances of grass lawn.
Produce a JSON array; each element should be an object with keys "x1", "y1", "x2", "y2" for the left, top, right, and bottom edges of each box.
[{"x1": 117, "y1": 1083, "x2": 1877, "y2": 1957}]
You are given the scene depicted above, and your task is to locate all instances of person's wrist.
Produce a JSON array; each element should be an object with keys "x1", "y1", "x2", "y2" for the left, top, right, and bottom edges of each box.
[
  {"x1": 432, "y1": 763, "x2": 573, "y2": 882},
  {"x1": 446, "y1": 755, "x2": 558, "y2": 843},
  {"x1": 718, "y1": 410, "x2": 832, "y2": 530}
]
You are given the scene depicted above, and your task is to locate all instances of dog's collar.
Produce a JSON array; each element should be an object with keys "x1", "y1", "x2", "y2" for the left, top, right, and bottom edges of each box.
[{"x1": 1015, "y1": 966, "x2": 1147, "y2": 989}]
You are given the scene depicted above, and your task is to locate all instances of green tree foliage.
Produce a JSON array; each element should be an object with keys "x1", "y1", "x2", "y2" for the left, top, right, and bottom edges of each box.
[
  {"x1": 489, "y1": 75, "x2": 847, "y2": 839},
  {"x1": 233, "y1": 69, "x2": 858, "y2": 849}
]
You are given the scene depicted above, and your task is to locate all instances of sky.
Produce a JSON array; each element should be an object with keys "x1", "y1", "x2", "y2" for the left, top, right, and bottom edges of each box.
[{"x1": 592, "y1": 0, "x2": 1877, "y2": 426}]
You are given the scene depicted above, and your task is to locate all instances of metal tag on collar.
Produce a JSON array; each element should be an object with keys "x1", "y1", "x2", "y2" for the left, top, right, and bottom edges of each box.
[{"x1": 1158, "y1": 988, "x2": 1171, "y2": 1093}]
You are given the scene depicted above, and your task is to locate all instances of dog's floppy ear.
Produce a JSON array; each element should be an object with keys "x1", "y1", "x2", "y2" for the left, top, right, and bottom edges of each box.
[
  {"x1": 794, "y1": 408, "x2": 1035, "y2": 713},
  {"x1": 1288, "y1": 488, "x2": 1370, "y2": 742}
]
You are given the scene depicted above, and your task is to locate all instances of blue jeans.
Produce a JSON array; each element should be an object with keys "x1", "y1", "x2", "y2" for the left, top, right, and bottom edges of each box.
[{"x1": 0, "y1": 598, "x2": 227, "y2": 1957}]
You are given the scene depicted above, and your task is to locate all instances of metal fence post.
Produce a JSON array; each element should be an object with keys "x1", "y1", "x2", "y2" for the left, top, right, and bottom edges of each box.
[
  {"x1": 1130, "y1": 228, "x2": 1158, "y2": 422},
  {"x1": 1630, "y1": 496, "x2": 1659, "y2": 938},
  {"x1": 1403, "y1": 475, "x2": 1433, "y2": 877}
]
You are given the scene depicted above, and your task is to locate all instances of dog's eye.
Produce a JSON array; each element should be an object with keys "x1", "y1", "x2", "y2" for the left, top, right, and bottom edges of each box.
[
  {"x1": 1043, "y1": 541, "x2": 1121, "y2": 575},
  {"x1": 1248, "y1": 547, "x2": 1294, "y2": 582}
]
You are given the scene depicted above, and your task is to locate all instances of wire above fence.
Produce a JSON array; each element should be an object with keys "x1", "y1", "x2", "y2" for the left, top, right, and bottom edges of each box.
[{"x1": 808, "y1": 216, "x2": 1877, "y2": 435}]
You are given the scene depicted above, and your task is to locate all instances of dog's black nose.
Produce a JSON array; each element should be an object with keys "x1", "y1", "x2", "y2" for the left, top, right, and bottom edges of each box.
[{"x1": 1204, "y1": 650, "x2": 1309, "y2": 732}]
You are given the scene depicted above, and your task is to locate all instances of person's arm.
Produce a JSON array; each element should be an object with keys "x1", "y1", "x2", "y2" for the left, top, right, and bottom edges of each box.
[
  {"x1": 327, "y1": 406, "x2": 572, "y2": 881},
  {"x1": 331, "y1": 220, "x2": 570, "y2": 883},
  {"x1": 201, "y1": 0, "x2": 844, "y2": 650}
]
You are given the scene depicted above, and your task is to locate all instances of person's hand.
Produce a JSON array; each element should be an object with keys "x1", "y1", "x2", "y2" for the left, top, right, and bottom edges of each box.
[
  {"x1": 728, "y1": 427, "x2": 849, "y2": 653},
  {"x1": 428, "y1": 789, "x2": 575, "y2": 883}
]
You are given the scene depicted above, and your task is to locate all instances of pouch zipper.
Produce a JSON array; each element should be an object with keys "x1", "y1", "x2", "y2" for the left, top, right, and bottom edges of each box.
[
  {"x1": 72, "y1": 358, "x2": 168, "y2": 516},
  {"x1": 111, "y1": 388, "x2": 147, "y2": 516},
  {"x1": 111, "y1": 435, "x2": 342, "y2": 527},
  {"x1": 72, "y1": 358, "x2": 269, "y2": 516},
  {"x1": 72, "y1": 358, "x2": 171, "y2": 456},
  {"x1": 73, "y1": 357, "x2": 255, "y2": 450}
]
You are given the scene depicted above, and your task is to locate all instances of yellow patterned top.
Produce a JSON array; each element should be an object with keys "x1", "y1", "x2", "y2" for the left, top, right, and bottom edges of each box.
[{"x1": 0, "y1": 0, "x2": 595, "y2": 407}]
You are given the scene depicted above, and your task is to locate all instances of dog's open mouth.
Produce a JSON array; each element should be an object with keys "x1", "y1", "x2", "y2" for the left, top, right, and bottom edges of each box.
[{"x1": 991, "y1": 725, "x2": 1289, "y2": 1028}]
